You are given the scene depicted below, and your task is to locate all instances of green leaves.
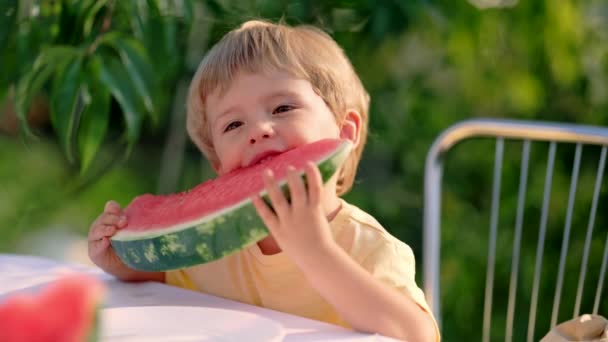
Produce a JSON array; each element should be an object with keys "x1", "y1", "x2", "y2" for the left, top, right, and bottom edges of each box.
[
  {"x1": 2, "y1": 1, "x2": 194, "y2": 175},
  {"x1": 78, "y1": 65, "x2": 110, "y2": 174},
  {"x1": 0, "y1": 0, "x2": 17, "y2": 106},
  {"x1": 50, "y1": 56, "x2": 84, "y2": 163},
  {"x1": 0, "y1": 0, "x2": 16, "y2": 51},
  {"x1": 94, "y1": 54, "x2": 144, "y2": 148},
  {"x1": 12, "y1": 39, "x2": 156, "y2": 172},
  {"x1": 83, "y1": 0, "x2": 109, "y2": 37},
  {"x1": 15, "y1": 46, "x2": 82, "y2": 137},
  {"x1": 100, "y1": 33, "x2": 159, "y2": 124}
]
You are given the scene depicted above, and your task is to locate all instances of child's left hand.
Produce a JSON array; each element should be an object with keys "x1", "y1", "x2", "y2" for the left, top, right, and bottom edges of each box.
[{"x1": 252, "y1": 162, "x2": 337, "y2": 267}]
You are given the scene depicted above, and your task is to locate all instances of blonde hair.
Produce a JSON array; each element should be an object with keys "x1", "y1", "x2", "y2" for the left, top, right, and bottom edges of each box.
[{"x1": 186, "y1": 19, "x2": 370, "y2": 195}]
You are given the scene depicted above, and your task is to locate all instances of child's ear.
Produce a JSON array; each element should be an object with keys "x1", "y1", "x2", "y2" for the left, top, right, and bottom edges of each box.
[{"x1": 339, "y1": 110, "x2": 362, "y2": 147}]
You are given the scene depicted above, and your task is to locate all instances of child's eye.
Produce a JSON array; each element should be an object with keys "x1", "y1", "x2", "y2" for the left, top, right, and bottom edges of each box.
[
  {"x1": 272, "y1": 105, "x2": 294, "y2": 114},
  {"x1": 224, "y1": 121, "x2": 242, "y2": 132}
]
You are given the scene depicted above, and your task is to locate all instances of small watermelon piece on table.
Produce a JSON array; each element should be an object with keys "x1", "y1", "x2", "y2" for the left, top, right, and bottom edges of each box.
[
  {"x1": 0, "y1": 274, "x2": 105, "y2": 342},
  {"x1": 111, "y1": 139, "x2": 353, "y2": 271}
]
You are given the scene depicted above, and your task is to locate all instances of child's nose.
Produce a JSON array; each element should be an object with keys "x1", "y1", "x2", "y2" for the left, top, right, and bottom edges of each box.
[
  {"x1": 250, "y1": 134, "x2": 270, "y2": 144},
  {"x1": 248, "y1": 122, "x2": 274, "y2": 144}
]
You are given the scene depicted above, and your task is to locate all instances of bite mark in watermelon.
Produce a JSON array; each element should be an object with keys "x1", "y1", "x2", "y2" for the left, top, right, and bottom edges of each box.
[
  {"x1": 0, "y1": 274, "x2": 105, "y2": 342},
  {"x1": 111, "y1": 139, "x2": 352, "y2": 271}
]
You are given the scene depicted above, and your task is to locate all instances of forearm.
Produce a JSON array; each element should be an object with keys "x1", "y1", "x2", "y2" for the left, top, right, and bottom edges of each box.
[
  {"x1": 113, "y1": 268, "x2": 165, "y2": 283},
  {"x1": 101, "y1": 256, "x2": 165, "y2": 283},
  {"x1": 298, "y1": 244, "x2": 437, "y2": 342}
]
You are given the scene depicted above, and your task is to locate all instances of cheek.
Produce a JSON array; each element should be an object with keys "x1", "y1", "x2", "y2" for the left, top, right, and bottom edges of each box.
[
  {"x1": 212, "y1": 143, "x2": 233, "y2": 166},
  {"x1": 217, "y1": 146, "x2": 236, "y2": 162},
  {"x1": 318, "y1": 115, "x2": 341, "y2": 137},
  {"x1": 294, "y1": 112, "x2": 340, "y2": 136}
]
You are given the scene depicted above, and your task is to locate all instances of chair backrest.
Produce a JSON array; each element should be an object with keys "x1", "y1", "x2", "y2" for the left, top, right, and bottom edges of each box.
[{"x1": 423, "y1": 118, "x2": 608, "y2": 341}]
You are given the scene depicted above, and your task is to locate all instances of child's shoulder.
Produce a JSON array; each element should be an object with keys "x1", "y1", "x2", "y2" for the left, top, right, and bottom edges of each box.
[
  {"x1": 337, "y1": 200, "x2": 385, "y2": 231},
  {"x1": 333, "y1": 199, "x2": 407, "y2": 248},
  {"x1": 333, "y1": 199, "x2": 417, "y2": 266}
]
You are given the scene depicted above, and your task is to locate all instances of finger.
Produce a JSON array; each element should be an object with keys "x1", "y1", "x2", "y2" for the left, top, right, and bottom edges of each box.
[
  {"x1": 252, "y1": 196, "x2": 279, "y2": 234},
  {"x1": 98, "y1": 213, "x2": 127, "y2": 226},
  {"x1": 263, "y1": 169, "x2": 289, "y2": 215},
  {"x1": 88, "y1": 225, "x2": 117, "y2": 241},
  {"x1": 305, "y1": 162, "x2": 323, "y2": 206},
  {"x1": 100, "y1": 237, "x2": 111, "y2": 250},
  {"x1": 117, "y1": 216, "x2": 128, "y2": 228},
  {"x1": 286, "y1": 166, "x2": 307, "y2": 208},
  {"x1": 96, "y1": 237, "x2": 111, "y2": 250},
  {"x1": 89, "y1": 237, "x2": 111, "y2": 258},
  {"x1": 88, "y1": 225, "x2": 116, "y2": 241},
  {"x1": 104, "y1": 200, "x2": 122, "y2": 214}
]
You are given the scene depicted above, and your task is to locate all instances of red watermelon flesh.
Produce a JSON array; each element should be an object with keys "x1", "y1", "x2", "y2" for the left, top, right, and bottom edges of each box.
[
  {"x1": 0, "y1": 274, "x2": 105, "y2": 342},
  {"x1": 123, "y1": 138, "x2": 346, "y2": 233}
]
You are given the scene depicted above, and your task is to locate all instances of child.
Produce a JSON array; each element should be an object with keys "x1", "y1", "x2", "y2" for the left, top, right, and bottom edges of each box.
[{"x1": 88, "y1": 20, "x2": 439, "y2": 341}]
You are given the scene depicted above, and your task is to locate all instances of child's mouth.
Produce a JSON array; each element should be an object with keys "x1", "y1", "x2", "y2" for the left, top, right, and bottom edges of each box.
[
  {"x1": 247, "y1": 151, "x2": 283, "y2": 167},
  {"x1": 256, "y1": 156, "x2": 276, "y2": 165}
]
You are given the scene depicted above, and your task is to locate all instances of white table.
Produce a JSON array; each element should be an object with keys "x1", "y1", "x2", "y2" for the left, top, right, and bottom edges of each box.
[{"x1": 0, "y1": 254, "x2": 397, "y2": 341}]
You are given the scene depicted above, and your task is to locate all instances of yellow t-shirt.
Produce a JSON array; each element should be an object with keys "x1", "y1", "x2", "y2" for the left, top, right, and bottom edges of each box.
[{"x1": 166, "y1": 199, "x2": 439, "y2": 339}]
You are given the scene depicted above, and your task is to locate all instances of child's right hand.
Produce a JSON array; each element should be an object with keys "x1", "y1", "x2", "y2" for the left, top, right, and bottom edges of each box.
[
  {"x1": 88, "y1": 201, "x2": 165, "y2": 283},
  {"x1": 87, "y1": 200, "x2": 129, "y2": 275}
]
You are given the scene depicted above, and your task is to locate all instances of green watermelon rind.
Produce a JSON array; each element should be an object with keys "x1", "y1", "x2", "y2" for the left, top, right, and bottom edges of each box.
[{"x1": 110, "y1": 140, "x2": 352, "y2": 272}]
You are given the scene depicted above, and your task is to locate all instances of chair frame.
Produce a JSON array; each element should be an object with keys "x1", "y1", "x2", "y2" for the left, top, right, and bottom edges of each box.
[{"x1": 423, "y1": 118, "x2": 608, "y2": 341}]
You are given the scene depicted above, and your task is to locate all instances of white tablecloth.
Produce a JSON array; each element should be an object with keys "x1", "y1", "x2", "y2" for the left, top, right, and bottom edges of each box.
[{"x1": 0, "y1": 254, "x2": 397, "y2": 341}]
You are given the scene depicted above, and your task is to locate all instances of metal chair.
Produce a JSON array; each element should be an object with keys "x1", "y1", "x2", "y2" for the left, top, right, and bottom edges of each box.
[{"x1": 423, "y1": 118, "x2": 608, "y2": 341}]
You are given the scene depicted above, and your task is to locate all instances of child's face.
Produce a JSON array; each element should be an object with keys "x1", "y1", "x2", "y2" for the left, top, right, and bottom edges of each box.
[{"x1": 206, "y1": 70, "x2": 342, "y2": 174}]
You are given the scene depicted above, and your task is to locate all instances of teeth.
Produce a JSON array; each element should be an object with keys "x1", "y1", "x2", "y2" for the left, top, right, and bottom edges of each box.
[
  {"x1": 257, "y1": 156, "x2": 273, "y2": 165},
  {"x1": 254, "y1": 155, "x2": 277, "y2": 166}
]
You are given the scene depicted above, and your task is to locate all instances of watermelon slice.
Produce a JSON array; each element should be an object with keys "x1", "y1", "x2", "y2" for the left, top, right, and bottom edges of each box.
[
  {"x1": 0, "y1": 274, "x2": 105, "y2": 342},
  {"x1": 111, "y1": 139, "x2": 352, "y2": 271}
]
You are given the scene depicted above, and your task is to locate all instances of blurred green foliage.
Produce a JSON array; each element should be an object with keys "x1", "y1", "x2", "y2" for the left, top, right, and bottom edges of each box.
[
  {"x1": 1, "y1": 0, "x2": 608, "y2": 340},
  {"x1": 0, "y1": 0, "x2": 193, "y2": 172}
]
